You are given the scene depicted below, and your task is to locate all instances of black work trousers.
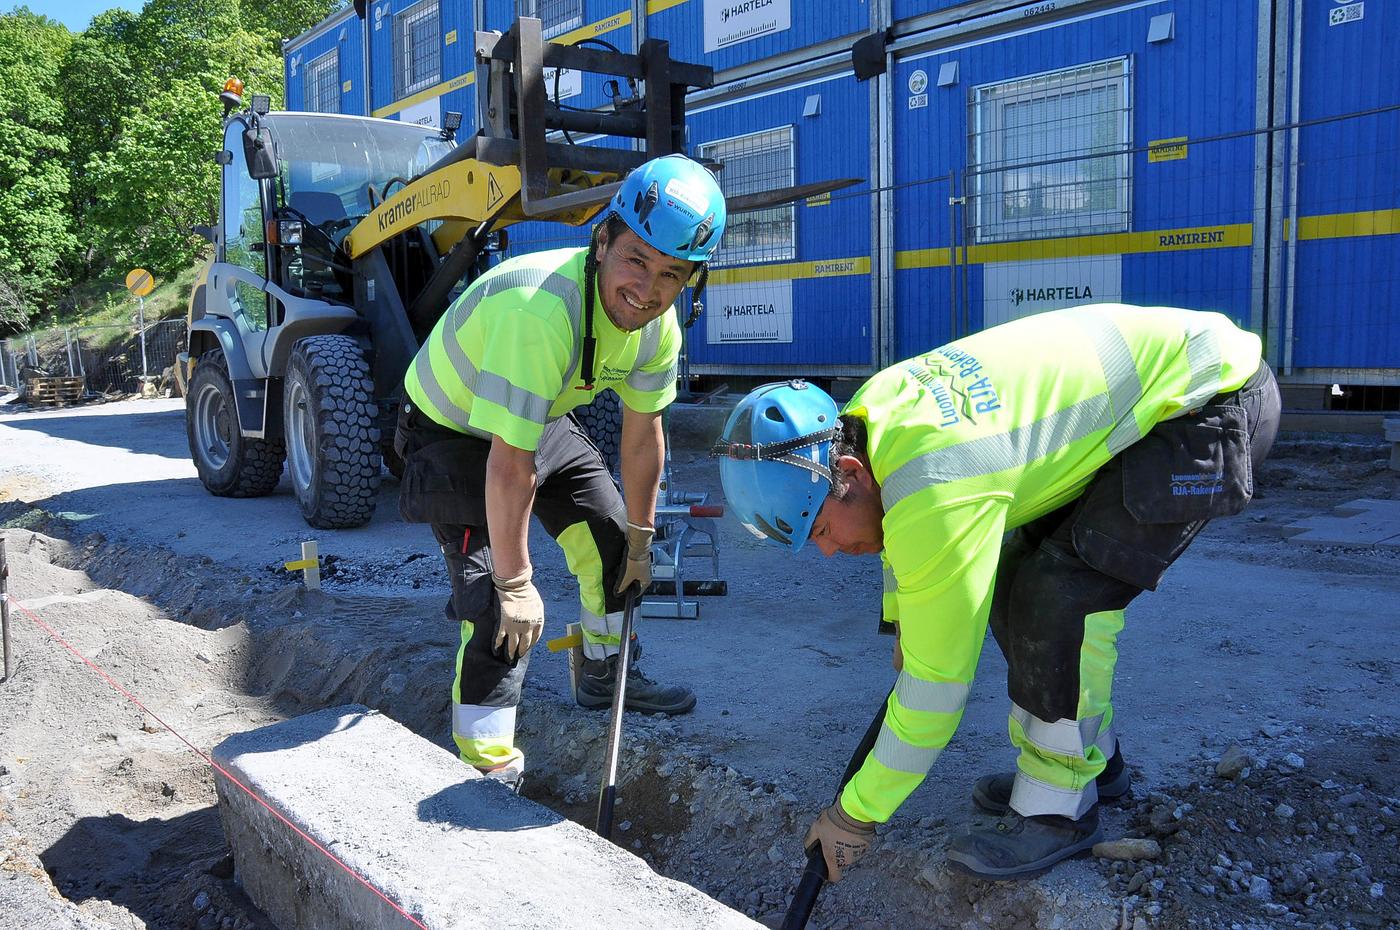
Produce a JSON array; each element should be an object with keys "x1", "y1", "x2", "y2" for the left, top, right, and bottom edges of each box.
[
  {"x1": 986, "y1": 362, "x2": 1282, "y2": 817},
  {"x1": 394, "y1": 402, "x2": 629, "y2": 769}
]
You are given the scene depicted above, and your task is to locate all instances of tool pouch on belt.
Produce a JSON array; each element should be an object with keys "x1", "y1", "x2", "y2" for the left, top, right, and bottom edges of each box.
[
  {"x1": 1072, "y1": 403, "x2": 1253, "y2": 591},
  {"x1": 1122, "y1": 403, "x2": 1253, "y2": 523},
  {"x1": 396, "y1": 407, "x2": 492, "y2": 526}
]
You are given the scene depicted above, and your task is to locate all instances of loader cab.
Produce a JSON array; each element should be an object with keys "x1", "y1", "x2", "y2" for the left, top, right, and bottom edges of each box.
[{"x1": 218, "y1": 111, "x2": 454, "y2": 326}]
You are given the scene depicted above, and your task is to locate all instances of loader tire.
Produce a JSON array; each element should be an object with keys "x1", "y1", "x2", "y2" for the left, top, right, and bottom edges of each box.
[
  {"x1": 284, "y1": 335, "x2": 382, "y2": 529},
  {"x1": 575, "y1": 388, "x2": 622, "y2": 473},
  {"x1": 186, "y1": 348, "x2": 285, "y2": 497}
]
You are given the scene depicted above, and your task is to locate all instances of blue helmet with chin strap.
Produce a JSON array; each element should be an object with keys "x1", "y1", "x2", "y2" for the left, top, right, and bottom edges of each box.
[
  {"x1": 610, "y1": 154, "x2": 726, "y2": 262},
  {"x1": 711, "y1": 380, "x2": 841, "y2": 552}
]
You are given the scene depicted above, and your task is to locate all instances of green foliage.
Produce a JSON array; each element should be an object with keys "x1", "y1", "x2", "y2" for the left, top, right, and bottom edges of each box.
[
  {"x1": 0, "y1": 9, "x2": 78, "y2": 326},
  {"x1": 244, "y1": 0, "x2": 347, "y2": 43},
  {"x1": 86, "y1": 77, "x2": 224, "y2": 276},
  {"x1": 59, "y1": 10, "x2": 141, "y2": 262},
  {"x1": 0, "y1": 0, "x2": 340, "y2": 328}
]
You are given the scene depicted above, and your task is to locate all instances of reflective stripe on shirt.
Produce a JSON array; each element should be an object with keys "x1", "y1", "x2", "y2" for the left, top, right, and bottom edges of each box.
[
  {"x1": 1075, "y1": 310, "x2": 1145, "y2": 455},
  {"x1": 1181, "y1": 321, "x2": 1224, "y2": 412},
  {"x1": 878, "y1": 311, "x2": 1230, "y2": 511},
  {"x1": 894, "y1": 671, "x2": 969, "y2": 715},
  {"x1": 881, "y1": 394, "x2": 1113, "y2": 511},
  {"x1": 414, "y1": 265, "x2": 585, "y2": 429},
  {"x1": 625, "y1": 318, "x2": 673, "y2": 392},
  {"x1": 872, "y1": 724, "x2": 944, "y2": 774}
]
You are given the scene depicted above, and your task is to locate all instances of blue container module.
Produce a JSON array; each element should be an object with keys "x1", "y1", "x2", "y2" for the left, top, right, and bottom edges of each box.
[
  {"x1": 367, "y1": 0, "x2": 476, "y2": 129},
  {"x1": 647, "y1": 0, "x2": 867, "y2": 76},
  {"x1": 1289, "y1": 0, "x2": 1400, "y2": 376},
  {"x1": 285, "y1": 7, "x2": 366, "y2": 115},
  {"x1": 483, "y1": 0, "x2": 636, "y2": 114},
  {"x1": 890, "y1": 0, "x2": 1261, "y2": 360},
  {"x1": 684, "y1": 75, "x2": 873, "y2": 376},
  {"x1": 284, "y1": 0, "x2": 1397, "y2": 391}
]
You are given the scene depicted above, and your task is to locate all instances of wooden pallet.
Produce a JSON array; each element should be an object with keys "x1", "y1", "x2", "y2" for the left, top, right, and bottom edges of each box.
[{"x1": 24, "y1": 376, "x2": 86, "y2": 405}]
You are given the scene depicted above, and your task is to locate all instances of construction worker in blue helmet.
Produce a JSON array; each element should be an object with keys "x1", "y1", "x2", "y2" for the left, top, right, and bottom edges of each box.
[
  {"x1": 713, "y1": 305, "x2": 1280, "y2": 881},
  {"x1": 395, "y1": 154, "x2": 726, "y2": 786}
]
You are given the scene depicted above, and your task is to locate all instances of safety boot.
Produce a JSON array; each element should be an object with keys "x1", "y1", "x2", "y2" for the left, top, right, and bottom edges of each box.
[
  {"x1": 575, "y1": 655, "x2": 697, "y2": 715},
  {"x1": 972, "y1": 742, "x2": 1129, "y2": 815},
  {"x1": 475, "y1": 758, "x2": 524, "y2": 793},
  {"x1": 946, "y1": 808, "x2": 1103, "y2": 880}
]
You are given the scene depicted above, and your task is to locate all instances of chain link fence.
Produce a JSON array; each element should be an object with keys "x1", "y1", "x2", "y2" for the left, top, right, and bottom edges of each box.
[{"x1": 0, "y1": 320, "x2": 187, "y2": 399}]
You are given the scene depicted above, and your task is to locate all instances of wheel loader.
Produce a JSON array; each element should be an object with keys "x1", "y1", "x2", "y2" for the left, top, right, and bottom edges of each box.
[{"x1": 176, "y1": 15, "x2": 854, "y2": 529}]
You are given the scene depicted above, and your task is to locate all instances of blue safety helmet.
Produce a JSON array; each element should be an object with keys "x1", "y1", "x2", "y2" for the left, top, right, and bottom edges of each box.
[
  {"x1": 610, "y1": 154, "x2": 726, "y2": 262},
  {"x1": 711, "y1": 381, "x2": 841, "y2": 552}
]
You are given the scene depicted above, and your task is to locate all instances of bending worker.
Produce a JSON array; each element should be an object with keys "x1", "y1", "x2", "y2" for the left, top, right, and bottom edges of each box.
[
  {"x1": 714, "y1": 304, "x2": 1280, "y2": 880},
  {"x1": 395, "y1": 154, "x2": 726, "y2": 783}
]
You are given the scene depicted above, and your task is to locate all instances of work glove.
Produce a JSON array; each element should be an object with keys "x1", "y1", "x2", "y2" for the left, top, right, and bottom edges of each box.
[
  {"x1": 803, "y1": 802, "x2": 876, "y2": 883},
  {"x1": 614, "y1": 522, "x2": 654, "y2": 595},
  {"x1": 492, "y1": 569, "x2": 545, "y2": 661}
]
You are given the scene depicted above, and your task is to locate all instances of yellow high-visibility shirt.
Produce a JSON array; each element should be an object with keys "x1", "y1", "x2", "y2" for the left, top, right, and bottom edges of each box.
[
  {"x1": 405, "y1": 247, "x2": 680, "y2": 450},
  {"x1": 838, "y1": 304, "x2": 1262, "y2": 824}
]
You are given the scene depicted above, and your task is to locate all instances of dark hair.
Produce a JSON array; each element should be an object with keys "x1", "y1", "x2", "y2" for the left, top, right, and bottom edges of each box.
[
  {"x1": 600, "y1": 213, "x2": 630, "y2": 246},
  {"x1": 828, "y1": 414, "x2": 868, "y2": 500}
]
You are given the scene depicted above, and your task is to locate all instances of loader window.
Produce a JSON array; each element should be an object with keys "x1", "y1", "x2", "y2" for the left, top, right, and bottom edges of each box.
[
  {"x1": 222, "y1": 121, "x2": 270, "y2": 331},
  {"x1": 266, "y1": 113, "x2": 452, "y2": 222},
  {"x1": 261, "y1": 114, "x2": 452, "y2": 303}
]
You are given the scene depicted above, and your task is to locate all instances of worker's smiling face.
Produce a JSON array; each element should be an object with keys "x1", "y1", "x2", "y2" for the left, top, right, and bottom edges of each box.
[
  {"x1": 808, "y1": 455, "x2": 885, "y2": 557},
  {"x1": 594, "y1": 224, "x2": 696, "y2": 332}
]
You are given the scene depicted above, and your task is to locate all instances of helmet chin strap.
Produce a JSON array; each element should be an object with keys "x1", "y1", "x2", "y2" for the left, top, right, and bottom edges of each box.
[
  {"x1": 709, "y1": 426, "x2": 841, "y2": 482},
  {"x1": 580, "y1": 225, "x2": 602, "y2": 390},
  {"x1": 684, "y1": 264, "x2": 708, "y2": 329}
]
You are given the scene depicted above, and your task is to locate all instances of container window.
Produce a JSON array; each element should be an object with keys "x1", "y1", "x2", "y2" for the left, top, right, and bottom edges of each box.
[
  {"x1": 969, "y1": 57, "x2": 1131, "y2": 243},
  {"x1": 394, "y1": 0, "x2": 441, "y2": 99},
  {"x1": 699, "y1": 125, "x2": 796, "y2": 266},
  {"x1": 525, "y1": 0, "x2": 584, "y2": 38},
  {"x1": 304, "y1": 50, "x2": 340, "y2": 114}
]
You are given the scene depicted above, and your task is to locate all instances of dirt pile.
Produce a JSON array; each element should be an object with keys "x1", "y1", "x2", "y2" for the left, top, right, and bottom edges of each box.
[
  {"x1": 1, "y1": 428, "x2": 1399, "y2": 930},
  {"x1": 1103, "y1": 729, "x2": 1398, "y2": 929}
]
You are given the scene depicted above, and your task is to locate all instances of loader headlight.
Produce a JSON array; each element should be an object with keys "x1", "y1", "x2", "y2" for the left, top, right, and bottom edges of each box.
[{"x1": 278, "y1": 220, "x2": 304, "y2": 245}]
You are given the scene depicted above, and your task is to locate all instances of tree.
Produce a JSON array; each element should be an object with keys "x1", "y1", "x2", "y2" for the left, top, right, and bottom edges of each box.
[
  {"x1": 59, "y1": 10, "x2": 141, "y2": 275},
  {"x1": 85, "y1": 41, "x2": 283, "y2": 276},
  {"x1": 0, "y1": 9, "x2": 77, "y2": 323},
  {"x1": 243, "y1": 0, "x2": 346, "y2": 44}
]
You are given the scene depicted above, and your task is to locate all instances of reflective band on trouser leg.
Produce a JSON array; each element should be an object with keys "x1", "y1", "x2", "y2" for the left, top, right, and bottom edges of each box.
[
  {"x1": 1008, "y1": 704, "x2": 1102, "y2": 819},
  {"x1": 1008, "y1": 604, "x2": 1124, "y2": 820},
  {"x1": 451, "y1": 620, "x2": 523, "y2": 769},
  {"x1": 557, "y1": 520, "x2": 619, "y2": 659},
  {"x1": 580, "y1": 609, "x2": 625, "y2": 661}
]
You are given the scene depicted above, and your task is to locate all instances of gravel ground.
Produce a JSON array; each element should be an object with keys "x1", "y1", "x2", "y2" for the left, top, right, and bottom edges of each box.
[{"x1": 1, "y1": 396, "x2": 1398, "y2": 930}]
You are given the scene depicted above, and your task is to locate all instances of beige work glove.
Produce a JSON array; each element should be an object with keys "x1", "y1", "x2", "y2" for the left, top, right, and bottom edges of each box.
[
  {"x1": 492, "y1": 569, "x2": 544, "y2": 661},
  {"x1": 803, "y1": 802, "x2": 876, "y2": 883},
  {"x1": 614, "y1": 522, "x2": 654, "y2": 594}
]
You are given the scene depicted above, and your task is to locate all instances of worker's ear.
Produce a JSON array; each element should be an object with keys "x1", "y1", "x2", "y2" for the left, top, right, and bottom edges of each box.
[{"x1": 834, "y1": 454, "x2": 872, "y2": 491}]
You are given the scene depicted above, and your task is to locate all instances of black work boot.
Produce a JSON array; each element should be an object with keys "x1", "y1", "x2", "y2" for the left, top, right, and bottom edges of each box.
[
  {"x1": 946, "y1": 808, "x2": 1103, "y2": 880},
  {"x1": 972, "y1": 743, "x2": 1130, "y2": 815},
  {"x1": 575, "y1": 655, "x2": 697, "y2": 715},
  {"x1": 475, "y1": 758, "x2": 524, "y2": 794}
]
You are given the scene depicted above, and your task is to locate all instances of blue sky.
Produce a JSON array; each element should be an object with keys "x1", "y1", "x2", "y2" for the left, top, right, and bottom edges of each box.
[{"x1": 21, "y1": 0, "x2": 143, "y2": 32}]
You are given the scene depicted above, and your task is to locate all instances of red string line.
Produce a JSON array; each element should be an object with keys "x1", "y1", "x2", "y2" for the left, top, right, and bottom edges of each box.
[{"x1": 5, "y1": 594, "x2": 433, "y2": 930}]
